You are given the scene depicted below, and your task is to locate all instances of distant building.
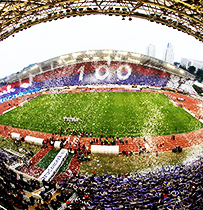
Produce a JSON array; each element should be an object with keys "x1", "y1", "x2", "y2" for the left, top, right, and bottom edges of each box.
[
  {"x1": 163, "y1": 43, "x2": 174, "y2": 64},
  {"x1": 145, "y1": 44, "x2": 156, "y2": 57},
  {"x1": 180, "y1": 58, "x2": 203, "y2": 71}
]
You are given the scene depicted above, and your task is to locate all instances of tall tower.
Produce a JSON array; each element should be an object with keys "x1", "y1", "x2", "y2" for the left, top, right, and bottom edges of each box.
[
  {"x1": 146, "y1": 44, "x2": 156, "y2": 58},
  {"x1": 163, "y1": 43, "x2": 174, "y2": 64}
]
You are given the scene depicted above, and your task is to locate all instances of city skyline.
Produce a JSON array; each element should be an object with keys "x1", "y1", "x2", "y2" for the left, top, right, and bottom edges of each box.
[
  {"x1": 0, "y1": 15, "x2": 203, "y2": 79},
  {"x1": 145, "y1": 44, "x2": 156, "y2": 58},
  {"x1": 181, "y1": 58, "x2": 203, "y2": 70},
  {"x1": 163, "y1": 43, "x2": 175, "y2": 64}
]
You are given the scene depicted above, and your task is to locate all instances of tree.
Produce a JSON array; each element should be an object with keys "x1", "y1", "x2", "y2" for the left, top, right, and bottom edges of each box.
[
  {"x1": 195, "y1": 69, "x2": 203, "y2": 82},
  {"x1": 196, "y1": 69, "x2": 203, "y2": 77},
  {"x1": 193, "y1": 84, "x2": 203, "y2": 95},
  {"x1": 188, "y1": 66, "x2": 196, "y2": 74},
  {"x1": 179, "y1": 65, "x2": 186, "y2": 70}
]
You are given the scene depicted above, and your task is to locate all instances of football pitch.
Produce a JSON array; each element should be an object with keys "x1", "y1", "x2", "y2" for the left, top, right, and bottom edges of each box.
[{"x1": 0, "y1": 92, "x2": 202, "y2": 137}]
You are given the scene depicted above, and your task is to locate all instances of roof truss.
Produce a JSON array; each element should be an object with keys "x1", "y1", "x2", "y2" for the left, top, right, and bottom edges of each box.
[{"x1": 0, "y1": 0, "x2": 203, "y2": 41}]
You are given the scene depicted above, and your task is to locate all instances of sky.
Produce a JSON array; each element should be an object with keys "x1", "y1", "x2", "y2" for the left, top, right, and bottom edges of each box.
[{"x1": 0, "y1": 15, "x2": 203, "y2": 79}]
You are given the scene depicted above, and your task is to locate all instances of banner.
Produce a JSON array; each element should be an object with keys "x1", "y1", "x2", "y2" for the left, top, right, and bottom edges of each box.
[
  {"x1": 38, "y1": 149, "x2": 68, "y2": 182},
  {"x1": 0, "y1": 88, "x2": 41, "y2": 103}
]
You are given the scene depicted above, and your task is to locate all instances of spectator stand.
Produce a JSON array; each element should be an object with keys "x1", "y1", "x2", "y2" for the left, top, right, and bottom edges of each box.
[
  {"x1": 0, "y1": 57, "x2": 196, "y2": 104},
  {"x1": 3, "y1": 148, "x2": 25, "y2": 159},
  {"x1": 0, "y1": 153, "x2": 42, "y2": 210},
  {"x1": 3, "y1": 148, "x2": 25, "y2": 170}
]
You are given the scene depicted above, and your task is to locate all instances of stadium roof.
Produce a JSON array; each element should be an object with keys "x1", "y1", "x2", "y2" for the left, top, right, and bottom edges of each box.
[
  {"x1": 0, "y1": 0, "x2": 203, "y2": 42},
  {"x1": 4, "y1": 49, "x2": 195, "y2": 83}
]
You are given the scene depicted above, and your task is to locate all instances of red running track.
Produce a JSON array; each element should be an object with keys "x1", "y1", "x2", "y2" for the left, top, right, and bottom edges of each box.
[{"x1": 1, "y1": 90, "x2": 203, "y2": 182}]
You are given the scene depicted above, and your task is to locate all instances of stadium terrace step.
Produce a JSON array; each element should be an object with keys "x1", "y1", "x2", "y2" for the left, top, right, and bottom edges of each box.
[{"x1": 3, "y1": 148, "x2": 25, "y2": 158}]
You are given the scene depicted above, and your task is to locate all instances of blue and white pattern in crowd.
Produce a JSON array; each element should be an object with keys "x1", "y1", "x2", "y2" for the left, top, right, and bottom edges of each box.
[{"x1": 0, "y1": 88, "x2": 40, "y2": 103}]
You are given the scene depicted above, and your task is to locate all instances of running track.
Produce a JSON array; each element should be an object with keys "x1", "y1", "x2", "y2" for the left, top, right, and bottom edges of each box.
[{"x1": 1, "y1": 89, "x2": 203, "y2": 182}]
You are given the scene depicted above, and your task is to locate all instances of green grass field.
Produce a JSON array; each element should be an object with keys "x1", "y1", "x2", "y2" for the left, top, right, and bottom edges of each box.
[
  {"x1": 0, "y1": 92, "x2": 202, "y2": 137},
  {"x1": 79, "y1": 143, "x2": 203, "y2": 176},
  {"x1": 0, "y1": 135, "x2": 41, "y2": 159}
]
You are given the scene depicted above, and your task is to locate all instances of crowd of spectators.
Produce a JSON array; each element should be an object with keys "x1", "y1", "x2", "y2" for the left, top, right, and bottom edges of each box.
[
  {"x1": 60, "y1": 156, "x2": 203, "y2": 209},
  {"x1": 0, "y1": 153, "x2": 41, "y2": 210},
  {"x1": 1, "y1": 132, "x2": 203, "y2": 210},
  {"x1": 1, "y1": 143, "x2": 203, "y2": 210},
  {"x1": 0, "y1": 60, "x2": 197, "y2": 105},
  {"x1": 0, "y1": 148, "x2": 19, "y2": 166}
]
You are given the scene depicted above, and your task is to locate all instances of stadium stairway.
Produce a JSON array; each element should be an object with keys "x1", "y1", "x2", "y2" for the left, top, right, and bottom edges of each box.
[
  {"x1": 68, "y1": 155, "x2": 81, "y2": 174},
  {"x1": 51, "y1": 155, "x2": 82, "y2": 183},
  {"x1": 20, "y1": 147, "x2": 51, "y2": 178}
]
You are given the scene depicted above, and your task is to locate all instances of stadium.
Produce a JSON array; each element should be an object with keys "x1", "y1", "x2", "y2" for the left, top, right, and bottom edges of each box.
[{"x1": 1, "y1": 1, "x2": 203, "y2": 210}]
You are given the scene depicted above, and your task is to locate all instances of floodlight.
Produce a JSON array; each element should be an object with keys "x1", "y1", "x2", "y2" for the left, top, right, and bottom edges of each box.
[
  {"x1": 61, "y1": 54, "x2": 69, "y2": 59},
  {"x1": 180, "y1": 70, "x2": 184, "y2": 74},
  {"x1": 72, "y1": 52, "x2": 81, "y2": 58},
  {"x1": 117, "y1": 51, "x2": 128, "y2": 55},
  {"x1": 103, "y1": 50, "x2": 113, "y2": 54},
  {"x1": 31, "y1": 65, "x2": 38, "y2": 70},
  {"x1": 128, "y1": 58, "x2": 140, "y2": 64},
  {"x1": 86, "y1": 50, "x2": 95, "y2": 54},
  {"x1": 166, "y1": 63, "x2": 175, "y2": 69},
  {"x1": 58, "y1": 59, "x2": 63, "y2": 64},
  {"x1": 115, "y1": 56, "x2": 121, "y2": 60},
  {"x1": 93, "y1": 57, "x2": 100, "y2": 60},
  {"x1": 66, "y1": 59, "x2": 76, "y2": 64},
  {"x1": 131, "y1": 53, "x2": 141, "y2": 57}
]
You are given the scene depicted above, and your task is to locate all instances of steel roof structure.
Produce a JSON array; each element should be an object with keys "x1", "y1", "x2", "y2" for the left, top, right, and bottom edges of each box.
[{"x1": 0, "y1": 0, "x2": 203, "y2": 42}]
